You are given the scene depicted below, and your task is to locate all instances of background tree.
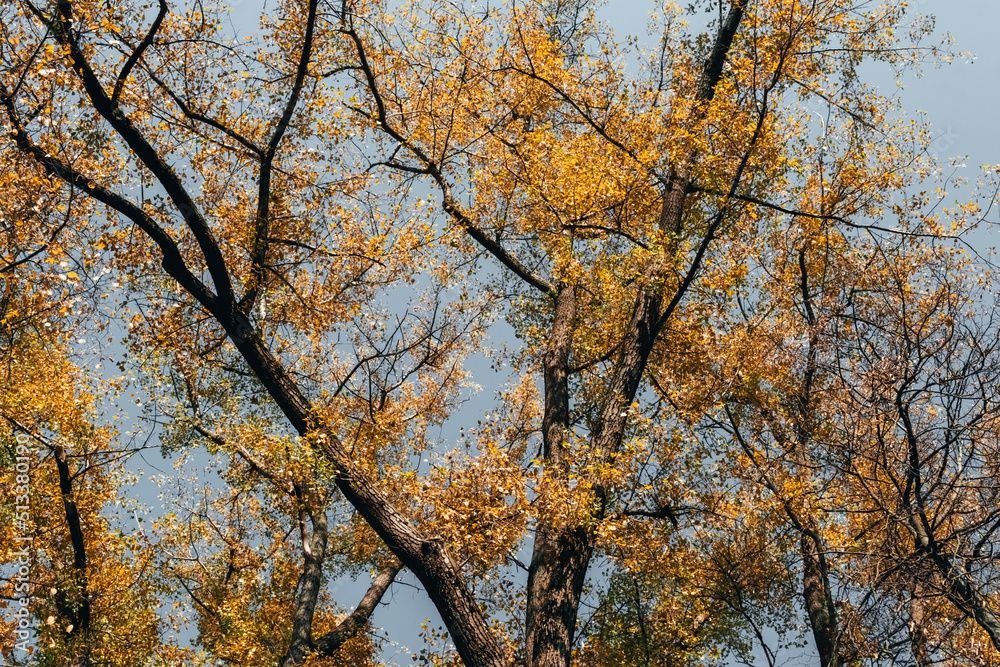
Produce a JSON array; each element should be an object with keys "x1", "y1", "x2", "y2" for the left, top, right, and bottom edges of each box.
[
  {"x1": 832, "y1": 246, "x2": 1000, "y2": 663},
  {"x1": 0, "y1": 287, "x2": 164, "y2": 665}
]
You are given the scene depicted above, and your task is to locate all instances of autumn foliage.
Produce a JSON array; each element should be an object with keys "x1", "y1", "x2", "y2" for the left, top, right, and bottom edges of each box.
[{"x1": 2, "y1": 0, "x2": 1000, "y2": 666}]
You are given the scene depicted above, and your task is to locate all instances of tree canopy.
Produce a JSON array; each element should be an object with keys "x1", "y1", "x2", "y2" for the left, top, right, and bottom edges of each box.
[{"x1": 2, "y1": 0, "x2": 999, "y2": 665}]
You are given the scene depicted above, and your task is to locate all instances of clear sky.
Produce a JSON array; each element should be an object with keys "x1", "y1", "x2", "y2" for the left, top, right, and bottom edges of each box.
[{"x1": 899, "y1": 0, "x2": 1000, "y2": 176}]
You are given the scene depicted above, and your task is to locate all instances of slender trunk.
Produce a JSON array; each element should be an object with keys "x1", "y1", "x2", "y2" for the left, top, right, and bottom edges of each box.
[
  {"x1": 800, "y1": 528, "x2": 839, "y2": 667},
  {"x1": 281, "y1": 504, "x2": 329, "y2": 667},
  {"x1": 53, "y1": 444, "x2": 91, "y2": 643},
  {"x1": 313, "y1": 560, "x2": 402, "y2": 658},
  {"x1": 631, "y1": 574, "x2": 653, "y2": 667},
  {"x1": 908, "y1": 591, "x2": 932, "y2": 667}
]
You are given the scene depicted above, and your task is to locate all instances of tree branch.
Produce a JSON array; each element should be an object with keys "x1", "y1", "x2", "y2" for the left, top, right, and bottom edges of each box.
[{"x1": 311, "y1": 559, "x2": 403, "y2": 659}]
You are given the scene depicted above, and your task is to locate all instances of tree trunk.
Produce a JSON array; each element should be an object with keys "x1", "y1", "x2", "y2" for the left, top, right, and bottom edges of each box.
[
  {"x1": 8, "y1": 3, "x2": 748, "y2": 666},
  {"x1": 52, "y1": 440, "x2": 92, "y2": 667},
  {"x1": 907, "y1": 591, "x2": 932, "y2": 667},
  {"x1": 522, "y1": 5, "x2": 747, "y2": 665},
  {"x1": 800, "y1": 528, "x2": 840, "y2": 667},
  {"x1": 525, "y1": 286, "x2": 588, "y2": 666},
  {"x1": 525, "y1": 525, "x2": 595, "y2": 667},
  {"x1": 281, "y1": 504, "x2": 329, "y2": 667}
]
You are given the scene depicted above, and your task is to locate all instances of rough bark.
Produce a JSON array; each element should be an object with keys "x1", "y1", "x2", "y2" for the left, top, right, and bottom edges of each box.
[
  {"x1": 540, "y1": 286, "x2": 577, "y2": 465},
  {"x1": 281, "y1": 503, "x2": 329, "y2": 667},
  {"x1": 800, "y1": 528, "x2": 839, "y2": 667},
  {"x1": 522, "y1": 5, "x2": 748, "y2": 665},
  {"x1": 525, "y1": 286, "x2": 586, "y2": 667},
  {"x1": 525, "y1": 526, "x2": 594, "y2": 667}
]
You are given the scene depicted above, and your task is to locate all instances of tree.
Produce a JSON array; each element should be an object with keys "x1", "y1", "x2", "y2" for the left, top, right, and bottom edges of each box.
[
  {"x1": 831, "y1": 247, "x2": 1000, "y2": 664},
  {"x1": 0, "y1": 280, "x2": 164, "y2": 666},
  {"x1": 708, "y1": 200, "x2": 1000, "y2": 665},
  {"x1": 1, "y1": 0, "x2": 993, "y2": 665}
]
